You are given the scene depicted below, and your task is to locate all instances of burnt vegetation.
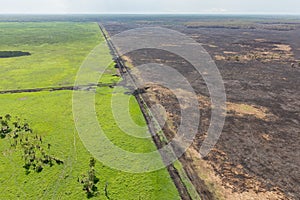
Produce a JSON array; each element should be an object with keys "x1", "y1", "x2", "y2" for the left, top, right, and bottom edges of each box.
[{"x1": 102, "y1": 15, "x2": 300, "y2": 199}]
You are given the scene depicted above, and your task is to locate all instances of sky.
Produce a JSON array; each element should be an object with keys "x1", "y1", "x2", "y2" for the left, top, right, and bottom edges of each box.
[{"x1": 0, "y1": 0, "x2": 299, "y2": 15}]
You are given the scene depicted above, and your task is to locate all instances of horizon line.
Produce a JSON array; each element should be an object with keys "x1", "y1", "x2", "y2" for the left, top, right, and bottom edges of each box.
[{"x1": 0, "y1": 12, "x2": 300, "y2": 16}]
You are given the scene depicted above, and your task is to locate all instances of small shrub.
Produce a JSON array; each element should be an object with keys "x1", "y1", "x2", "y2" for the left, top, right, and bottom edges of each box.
[{"x1": 235, "y1": 55, "x2": 240, "y2": 62}]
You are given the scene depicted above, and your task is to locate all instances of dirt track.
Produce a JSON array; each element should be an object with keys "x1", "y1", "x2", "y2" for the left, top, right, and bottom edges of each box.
[{"x1": 101, "y1": 16, "x2": 300, "y2": 200}]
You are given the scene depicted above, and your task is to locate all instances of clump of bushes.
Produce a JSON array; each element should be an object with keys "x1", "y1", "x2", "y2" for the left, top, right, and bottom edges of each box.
[
  {"x1": 21, "y1": 134, "x2": 64, "y2": 174},
  {"x1": 0, "y1": 114, "x2": 32, "y2": 139},
  {"x1": 0, "y1": 114, "x2": 63, "y2": 174}
]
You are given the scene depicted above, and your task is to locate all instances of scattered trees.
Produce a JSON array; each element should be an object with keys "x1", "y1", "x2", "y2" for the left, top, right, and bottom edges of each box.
[
  {"x1": 0, "y1": 114, "x2": 63, "y2": 174},
  {"x1": 78, "y1": 157, "x2": 100, "y2": 198},
  {"x1": 1, "y1": 115, "x2": 112, "y2": 199},
  {"x1": 21, "y1": 134, "x2": 64, "y2": 174}
]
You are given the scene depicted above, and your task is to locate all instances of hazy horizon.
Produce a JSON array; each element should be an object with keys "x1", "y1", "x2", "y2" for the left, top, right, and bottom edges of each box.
[
  {"x1": 0, "y1": 0, "x2": 299, "y2": 15},
  {"x1": 1, "y1": 13, "x2": 300, "y2": 16}
]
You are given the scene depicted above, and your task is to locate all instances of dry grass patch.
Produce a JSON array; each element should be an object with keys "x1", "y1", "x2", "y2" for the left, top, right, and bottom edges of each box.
[
  {"x1": 213, "y1": 41, "x2": 294, "y2": 63},
  {"x1": 186, "y1": 147, "x2": 286, "y2": 200},
  {"x1": 273, "y1": 44, "x2": 292, "y2": 52},
  {"x1": 214, "y1": 55, "x2": 226, "y2": 61},
  {"x1": 224, "y1": 51, "x2": 237, "y2": 54},
  {"x1": 121, "y1": 55, "x2": 134, "y2": 68},
  {"x1": 254, "y1": 39, "x2": 267, "y2": 42},
  {"x1": 227, "y1": 103, "x2": 268, "y2": 119}
]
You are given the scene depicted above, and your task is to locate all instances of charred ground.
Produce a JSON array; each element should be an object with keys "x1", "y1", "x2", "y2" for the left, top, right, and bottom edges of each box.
[{"x1": 101, "y1": 15, "x2": 300, "y2": 200}]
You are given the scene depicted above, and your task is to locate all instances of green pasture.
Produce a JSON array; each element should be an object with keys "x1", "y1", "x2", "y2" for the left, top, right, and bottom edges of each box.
[{"x1": 0, "y1": 22, "x2": 179, "y2": 199}]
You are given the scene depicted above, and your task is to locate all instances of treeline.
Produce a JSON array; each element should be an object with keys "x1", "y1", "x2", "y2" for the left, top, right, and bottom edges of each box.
[{"x1": 0, "y1": 51, "x2": 31, "y2": 58}]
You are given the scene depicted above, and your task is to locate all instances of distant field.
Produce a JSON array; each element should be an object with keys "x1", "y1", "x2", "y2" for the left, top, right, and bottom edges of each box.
[
  {"x1": 0, "y1": 22, "x2": 109, "y2": 90},
  {"x1": 0, "y1": 22, "x2": 179, "y2": 199}
]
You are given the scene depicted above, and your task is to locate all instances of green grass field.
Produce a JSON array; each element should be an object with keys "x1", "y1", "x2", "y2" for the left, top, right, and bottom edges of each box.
[{"x1": 0, "y1": 22, "x2": 179, "y2": 199}]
